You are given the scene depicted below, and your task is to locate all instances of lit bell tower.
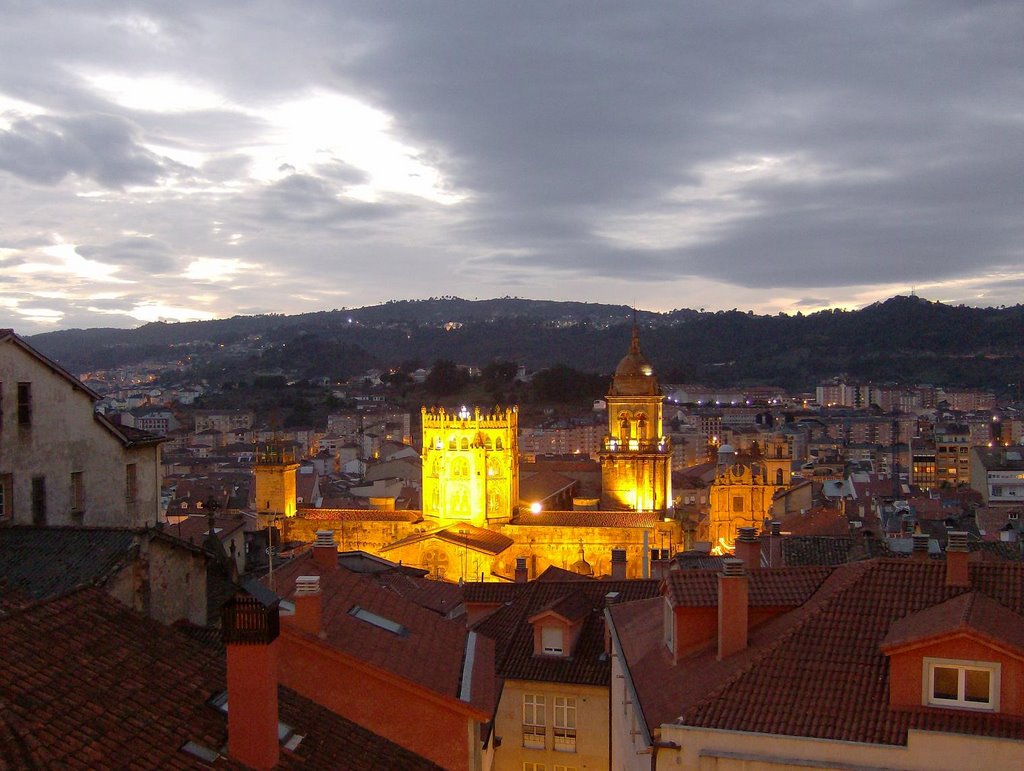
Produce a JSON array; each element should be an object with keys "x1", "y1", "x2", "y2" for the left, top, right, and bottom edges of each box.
[
  {"x1": 253, "y1": 441, "x2": 300, "y2": 525},
  {"x1": 599, "y1": 321, "x2": 672, "y2": 512}
]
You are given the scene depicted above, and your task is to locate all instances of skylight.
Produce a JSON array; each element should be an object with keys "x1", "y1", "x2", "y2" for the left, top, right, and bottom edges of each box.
[{"x1": 349, "y1": 605, "x2": 408, "y2": 636}]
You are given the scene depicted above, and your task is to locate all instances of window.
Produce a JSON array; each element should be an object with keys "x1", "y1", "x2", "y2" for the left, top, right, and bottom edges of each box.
[
  {"x1": 542, "y1": 625, "x2": 564, "y2": 655},
  {"x1": 126, "y1": 463, "x2": 138, "y2": 504},
  {"x1": 925, "y1": 658, "x2": 999, "y2": 710},
  {"x1": 554, "y1": 766, "x2": 577, "y2": 771},
  {"x1": 522, "y1": 694, "x2": 545, "y2": 749},
  {"x1": 31, "y1": 476, "x2": 46, "y2": 525},
  {"x1": 70, "y1": 471, "x2": 84, "y2": 515},
  {"x1": 732, "y1": 495, "x2": 744, "y2": 512},
  {"x1": 0, "y1": 474, "x2": 11, "y2": 521},
  {"x1": 17, "y1": 382, "x2": 31, "y2": 427},
  {"x1": 553, "y1": 696, "x2": 577, "y2": 752},
  {"x1": 523, "y1": 763, "x2": 545, "y2": 771}
]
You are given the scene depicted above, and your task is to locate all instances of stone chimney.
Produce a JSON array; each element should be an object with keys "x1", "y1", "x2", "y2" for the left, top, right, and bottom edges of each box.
[
  {"x1": 945, "y1": 531, "x2": 970, "y2": 588},
  {"x1": 515, "y1": 556, "x2": 529, "y2": 583},
  {"x1": 650, "y1": 548, "x2": 671, "y2": 580},
  {"x1": 611, "y1": 548, "x2": 627, "y2": 580},
  {"x1": 294, "y1": 575, "x2": 322, "y2": 636},
  {"x1": 767, "y1": 520, "x2": 783, "y2": 568},
  {"x1": 911, "y1": 532, "x2": 930, "y2": 561},
  {"x1": 222, "y1": 593, "x2": 281, "y2": 770},
  {"x1": 718, "y1": 558, "x2": 748, "y2": 660},
  {"x1": 734, "y1": 527, "x2": 761, "y2": 570},
  {"x1": 312, "y1": 530, "x2": 338, "y2": 571}
]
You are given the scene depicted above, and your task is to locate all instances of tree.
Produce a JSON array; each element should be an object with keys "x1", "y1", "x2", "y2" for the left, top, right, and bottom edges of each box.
[{"x1": 425, "y1": 359, "x2": 469, "y2": 396}]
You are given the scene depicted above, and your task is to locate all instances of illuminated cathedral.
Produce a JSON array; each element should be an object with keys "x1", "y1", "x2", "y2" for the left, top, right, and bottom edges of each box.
[{"x1": 260, "y1": 325, "x2": 684, "y2": 581}]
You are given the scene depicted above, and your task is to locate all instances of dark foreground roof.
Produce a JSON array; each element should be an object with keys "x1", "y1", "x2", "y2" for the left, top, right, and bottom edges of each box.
[
  {"x1": 0, "y1": 587, "x2": 441, "y2": 769},
  {"x1": 0, "y1": 527, "x2": 136, "y2": 615}
]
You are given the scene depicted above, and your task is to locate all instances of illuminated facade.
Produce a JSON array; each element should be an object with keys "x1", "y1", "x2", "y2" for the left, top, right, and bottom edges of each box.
[
  {"x1": 598, "y1": 324, "x2": 672, "y2": 512},
  {"x1": 253, "y1": 442, "x2": 300, "y2": 523},
  {"x1": 707, "y1": 449, "x2": 781, "y2": 551},
  {"x1": 421, "y1": 405, "x2": 519, "y2": 527}
]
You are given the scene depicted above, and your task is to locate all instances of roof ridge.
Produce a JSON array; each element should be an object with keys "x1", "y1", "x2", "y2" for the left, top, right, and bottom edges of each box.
[{"x1": 678, "y1": 560, "x2": 874, "y2": 722}]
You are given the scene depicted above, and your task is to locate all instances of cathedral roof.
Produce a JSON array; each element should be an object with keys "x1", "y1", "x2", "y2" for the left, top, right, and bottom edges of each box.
[{"x1": 610, "y1": 322, "x2": 659, "y2": 397}]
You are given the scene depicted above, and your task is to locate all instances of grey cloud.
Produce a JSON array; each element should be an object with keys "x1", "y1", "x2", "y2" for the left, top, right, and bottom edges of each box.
[
  {"x1": 0, "y1": 114, "x2": 177, "y2": 188},
  {"x1": 76, "y1": 237, "x2": 178, "y2": 273}
]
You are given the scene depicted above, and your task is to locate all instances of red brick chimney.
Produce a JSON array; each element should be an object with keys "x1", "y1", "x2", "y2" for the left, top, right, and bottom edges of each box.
[
  {"x1": 611, "y1": 548, "x2": 627, "y2": 580},
  {"x1": 734, "y1": 527, "x2": 761, "y2": 570},
  {"x1": 767, "y1": 520, "x2": 783, "y2": 567},
  {"x1": 312, "y1": 530, "x2": 337, "y2": 571},
  {"x1": 718, "y1": 558, "x2": 748, "y2": 660},
  {"x1": 650, "y1": 548, "x2": 671, "y2": 581},
  {"x1": 945, "y1": 531, "x2": 970, "y2": 587},
  {"x1": 223, "y1": 595, "x2": 281, "y2": 770},
  {"x1": 514, "y1": 556, "x2": 529, "y2": 583},
  {"x1": 294, "y1": 575, "x2": 322, "y2": 636},
  {"x1": 911, "y1": 532, "x2": 930, "y2": 561}
]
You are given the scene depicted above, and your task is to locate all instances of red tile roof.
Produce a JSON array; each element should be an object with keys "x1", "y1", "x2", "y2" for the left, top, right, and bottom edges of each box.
[
  {"x1": 268, "y1": 555, "x2": 494, "y2": 714},
  {"x1": 509, "y1": 510, "x2": 663, "y2": 528},
  {"x1": 882, "y1": 591, "x2": 1024, "y2": 654},
  {"x1": 663, "y1": 567, "x2": 832, "y2": 608},
  {"x1": 471, "y1": 579, "x2": 660, "y2": 686},
  {"x1": 0, "y1": 587, "x2": 442, "y2": 769},
  {"x1": 612, "y1": 560, "x2": 1024, "y2": 746}
]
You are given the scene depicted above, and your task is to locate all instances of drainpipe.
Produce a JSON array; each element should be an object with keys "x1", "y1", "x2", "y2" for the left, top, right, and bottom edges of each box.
[{"x1": 651, "y1": 739, "x2": 681, "y2": 771}]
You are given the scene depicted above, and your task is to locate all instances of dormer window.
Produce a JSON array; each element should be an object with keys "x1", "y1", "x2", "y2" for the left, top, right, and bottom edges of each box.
[
  {"x1": 925, "y1": 658, "x2": 999, "y2": 711},
  {"x1": 542, "y1": 625, "x2": 564, "y2": 655}
]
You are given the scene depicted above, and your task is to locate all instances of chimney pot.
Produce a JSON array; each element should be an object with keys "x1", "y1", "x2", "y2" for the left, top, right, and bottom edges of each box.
[
  {"x1": 611, "y1": 548, "x2": 627, "y2": 580},
  {"x1": 514, "y1": 557, "x2": 529, "y2": 583},
  {"x1": 734, "y1": 528, "x2": 761, "y2": 570},
  {"x1": 718, "y1": 559, "x2": 748, "y2": 659},
  {"x1": 312, "y1": 530, "x2": 338, "y2": 571},
  {"x1": 945, "y1": 531, "x2": 970, "y2": 587}
]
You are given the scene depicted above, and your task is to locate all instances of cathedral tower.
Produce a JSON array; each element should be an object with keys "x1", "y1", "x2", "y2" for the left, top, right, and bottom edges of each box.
[
  {"x1": 421, "y1": 405, "x2": 519, "y2": 527},
  {"x1": 599, "y1": 323, "x2": 672, "y2": 512}
]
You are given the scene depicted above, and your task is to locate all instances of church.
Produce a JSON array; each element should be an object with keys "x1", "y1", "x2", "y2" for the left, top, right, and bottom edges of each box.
[{"x1": 260, "y1": 325, "x2": 685, "y2": 581}]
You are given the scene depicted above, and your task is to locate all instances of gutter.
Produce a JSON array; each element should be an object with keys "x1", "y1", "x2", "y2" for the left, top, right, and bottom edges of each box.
[{"x1": 603, "y1": 606, "x2": 654, "y2": 749}]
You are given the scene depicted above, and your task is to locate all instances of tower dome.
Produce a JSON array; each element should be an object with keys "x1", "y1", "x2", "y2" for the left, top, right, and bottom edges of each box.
[{"x1": 610, "y1": 321, "x2": 659, "y2": 396}]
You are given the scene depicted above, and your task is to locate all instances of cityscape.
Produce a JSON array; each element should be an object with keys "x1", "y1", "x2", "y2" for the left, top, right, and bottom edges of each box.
[{"x1": 3, "y1": 2, "x2": 1024, "y2": 770}]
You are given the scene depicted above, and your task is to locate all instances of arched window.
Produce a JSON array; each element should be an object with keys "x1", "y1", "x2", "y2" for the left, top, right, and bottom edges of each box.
[
  {"x1": 775, "y1": 468, "x2": 784, "y2": 485},
  {"x1": 448, "y1": 436, "x2": 456, "y2": 450},
  {"x1": 636, "y1": 413, "x2": 648, "y2": 440},
  {"x1": 461, "y1": 438, "x2": 469, "y2": 451},
  {"x1": 452, "y1": 457, "x2": 470, "y2": 478},
  {"x1": 619, "y1": 413, "x2": 630, "y2": 441},
  {"x1": 484, "y1": 436, "x2": 493, "y2": 450},
  {"x1": 496, "y1": 437, "x2": 504, "y2": 451}
]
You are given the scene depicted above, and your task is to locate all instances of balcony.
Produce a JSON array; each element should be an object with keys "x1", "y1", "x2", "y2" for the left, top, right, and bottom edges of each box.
[
  {"x1": 553, "y1": 727, "x2": 576, "y2": 752},
  {"x1": 522, "y1": 724, "x2": 545, "y2": 749},
  {"x1": 602, "y1": 437, "x2": 669, "y2": 453}
]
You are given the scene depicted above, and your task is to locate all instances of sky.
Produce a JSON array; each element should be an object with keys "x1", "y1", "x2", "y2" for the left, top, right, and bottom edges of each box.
[{"x1": 1, "y1": 2, "x2": 1022, "y2": 335}]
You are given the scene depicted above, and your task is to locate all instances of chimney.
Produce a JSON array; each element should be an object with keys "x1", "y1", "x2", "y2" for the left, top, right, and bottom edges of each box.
[
  {"x1": 945, "y1": 531, "x2": 969, "y2": 588},
  {"x1": 222, "y1": 594, "x2": 281, "y2": 770},
  {"x1": 718, "y1": 558, "x2": 748, "y2": 660},
  {"x1": 611, "y1": 548, "x2": 627, "y2": 580},
  {"x1": 514, "y1": 556, "x2": 529, "y2": 583},
  {"x1": 734, "y1": 527, "x2": 761, "y2": 570},
  {"x1": 312, "y1": 530, "x2": 337, "y2": 571},
  {"x1": 911, "y1": 532, "x2": 930, "y2": 561},
  {"x1": 767, "y1": 520, "x2": 783, "y2": 568},
  {"x1": 650, "y1": 549, "x2": 671, "y2": 581},
  {"x1": 294, "y1": 575, "x2": 322, "y2": 635}
]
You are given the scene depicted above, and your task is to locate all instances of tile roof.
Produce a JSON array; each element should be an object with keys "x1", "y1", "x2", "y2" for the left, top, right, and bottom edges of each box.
[
  {"x1": 267, "y1": 554, "x2": 494, "y2": 714},
  {"x1": 781, "y1": 535, "x2": 890, "y2": 565},
  {"x1": 663, "y1": 566, "x2": 832, "y2": 608},
  {"x1": 471, "y1": 578, "x2": 660, "y2": 686},
  {"x1": 881, "y1": 591, "x2": 1024, "y2": 653},
  {"x1": 519, "y1": 469, "x2": 578, "y2": 503},
  {"x1": 379, "y1": 524, "x2": 514, "y2": 556},
  {"x1": 297, "y1": 508, "x2": 421, "y2": 522},
  {"x1": 612, "y1": 559, "x2": 1024, "y2": 746},
  {"x1": 0, "y1": 527, "x2": 136, "y2": 615},
  {"x1": 508, "y1": 510, "x2": 663, "y2": 528},
  {"x1": 0, "y1": 587, "x2": 441, "y2": 769}
]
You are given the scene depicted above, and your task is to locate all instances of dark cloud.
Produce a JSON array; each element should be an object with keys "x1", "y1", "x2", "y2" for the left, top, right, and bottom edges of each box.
[
  {"x1": 0, "y1": 114, "x2": 179, "y2": 188},
  {"x1": 75, "y1": 237, "x2": 178, "y2": 273}
]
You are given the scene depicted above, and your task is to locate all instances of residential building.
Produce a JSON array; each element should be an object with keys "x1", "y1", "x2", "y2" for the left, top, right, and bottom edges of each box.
[
  {"x1": 607, "y1": 549, "x2": 1024, "y2": 769},
  {"x1": 971, "y1": 446, "x2": 1024, "y2": 505},
  {"x1": 0, "y1": 330, "x2": 163, "y2": 528}
]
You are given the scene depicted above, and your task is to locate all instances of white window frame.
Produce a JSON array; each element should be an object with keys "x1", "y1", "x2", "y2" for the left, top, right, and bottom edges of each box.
[
  {"x1": 542, "y1": 625, "x2": 564, "y2": 655},
  {"x1": 523, "y1": 694, "x2": 546, "y2": 749},
  {"x1": 523, "y1": 763, "x2": 545, "y2": 771},
  {"x1": 923, "y1": 657, "x2": 999, "y2": 711},
  {"x1": 553, "y1": 696, "x2": 577, "y2": 753}
]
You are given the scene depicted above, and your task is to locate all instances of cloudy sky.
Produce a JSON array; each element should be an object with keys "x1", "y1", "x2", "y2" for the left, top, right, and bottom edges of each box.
[{"x1": 1, "y1": 2, "x2": 1021, "y2": 334}]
